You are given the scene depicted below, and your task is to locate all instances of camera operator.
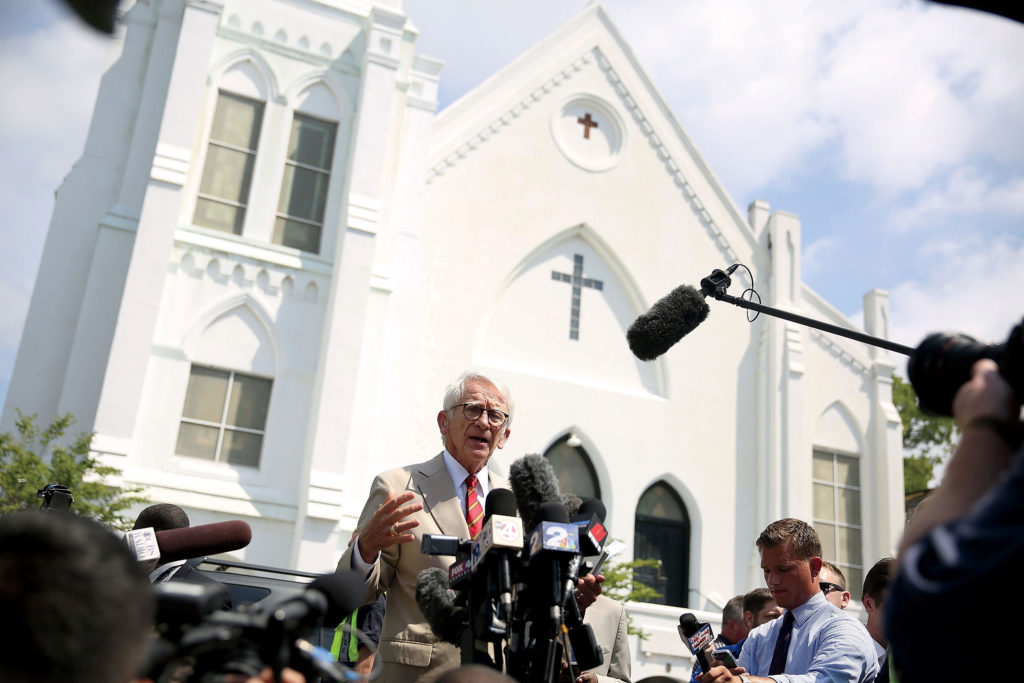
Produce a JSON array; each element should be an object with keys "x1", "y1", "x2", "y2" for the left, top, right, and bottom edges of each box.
[
  {"x1": 0, "y1": 510, "x2": 155, "y2": 683},
  {"x1": 888, "y1": 358, "x2": 1023, "y2": 680}
]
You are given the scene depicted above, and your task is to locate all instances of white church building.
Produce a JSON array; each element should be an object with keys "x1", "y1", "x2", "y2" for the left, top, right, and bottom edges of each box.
[{"x1": 2, "y1": 1, "x2": 904, "y2": 678}]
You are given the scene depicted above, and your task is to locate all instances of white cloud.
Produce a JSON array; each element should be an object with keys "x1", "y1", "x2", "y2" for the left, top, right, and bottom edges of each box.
[
  {"x1": 0, "y1": 6, "x2": 108, "y2": 180},
  {"x1": 887, "y1": 237, "x2": 1024, "y2": 350},
  {"x1": 603, "y1": 1, "x2": 1024, "y2": 200},
  {"x1": 888, "y1": 167, "x2": 1024, "y2": 231},
  {"x1": 815, "y1": 6, "x2": 1024, "y2": 194},
  {"x1": 801, "y1": 235, "x2": 842, "y2": 282}
]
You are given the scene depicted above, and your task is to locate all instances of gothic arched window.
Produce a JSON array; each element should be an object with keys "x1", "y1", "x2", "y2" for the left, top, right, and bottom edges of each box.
[
  {"x1": 543, "y1": 434, "x2": 600, "y2": 500},
  {"x1": 634, "y1": 481, "x2": 690, "y2": 607}
]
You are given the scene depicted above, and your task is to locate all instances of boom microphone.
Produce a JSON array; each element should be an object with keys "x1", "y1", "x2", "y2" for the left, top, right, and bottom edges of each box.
[
  {"x1": 509, "y1": 454, "x2": 563, "y2": 533},
  {"x1": 154, "y1": 520, "x2": 253, "y2": 564},
  {"x1": 415, "y1": 567, "x2": 468, "y2": 644},
  {"x1": 626, "y1": 284, "x2": 710, "y2": 361}
]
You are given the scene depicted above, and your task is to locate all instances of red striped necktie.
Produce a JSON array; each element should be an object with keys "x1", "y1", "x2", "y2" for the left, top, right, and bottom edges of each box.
[{"x1": 465, "y1": 474, "x2": 483, "y2": 538}]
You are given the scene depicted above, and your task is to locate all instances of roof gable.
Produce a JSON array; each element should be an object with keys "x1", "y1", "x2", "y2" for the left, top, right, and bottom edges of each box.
[{"x1": 427, "y1": 4, "x2": 759, "y2": 266}]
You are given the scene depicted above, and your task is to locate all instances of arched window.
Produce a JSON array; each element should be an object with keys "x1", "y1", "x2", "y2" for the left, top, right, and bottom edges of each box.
[
  {"x1": 273, "y1": 83, "x2": 341, "y2": 254},
  {"x1": 194, "y1": 90, "x2": 265, "y2": 235},
  {"x1": 543, "y1": 434, "x2": 600, "y2": 500},
  {"x1": 634, "y1": 481, "x2": 690, "y2": 607}
]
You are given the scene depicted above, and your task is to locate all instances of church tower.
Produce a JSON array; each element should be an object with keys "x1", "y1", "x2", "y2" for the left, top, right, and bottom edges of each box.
[{"x1": 3, "y1": 0, "x2": 442, "y2": 568}]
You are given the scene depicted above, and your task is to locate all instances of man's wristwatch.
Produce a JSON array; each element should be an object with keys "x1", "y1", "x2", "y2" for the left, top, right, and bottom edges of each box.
[{"x1": 738, "y1": 675, "x2": 752, "y2": 683}]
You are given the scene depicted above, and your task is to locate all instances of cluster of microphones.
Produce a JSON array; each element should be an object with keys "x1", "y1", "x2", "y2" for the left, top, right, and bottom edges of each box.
[
  {"x1": 122, "y1": 515, "x2": 370, "y2": 681},
  {"x1": 414, "y1": 454, "x2": 617, "y2": 683}
]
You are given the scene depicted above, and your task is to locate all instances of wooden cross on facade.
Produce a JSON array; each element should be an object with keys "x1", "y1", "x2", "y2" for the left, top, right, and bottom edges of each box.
[
  {"x1": 577, "y1": 112, "x2": 599, "y2": 139},
  {"x1": 551, "y1": 253, "x2": 603, "y2": 340}
]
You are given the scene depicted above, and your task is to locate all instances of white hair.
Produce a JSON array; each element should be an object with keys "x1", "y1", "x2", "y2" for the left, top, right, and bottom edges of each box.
[{"x1": 439, "y1": 371, "x2": 514, "y2": 446}]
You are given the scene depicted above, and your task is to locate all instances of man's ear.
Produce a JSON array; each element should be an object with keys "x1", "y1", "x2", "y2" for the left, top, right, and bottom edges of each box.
[
  {"x1": 743, "y1": 610, "x2": 754, "y2": 630},
  {"x1": 863, "y1": 594, "x2": 876, "y2": 614},
  {"x1": 809, "y1": 556, "x2": 823, "y2": 578},
  {"x1": 437, "y1": 410, "x2": 449, "y2": 436},
  {"x1": 497, "y1": 427, "x2": 510, "y2": 449}
]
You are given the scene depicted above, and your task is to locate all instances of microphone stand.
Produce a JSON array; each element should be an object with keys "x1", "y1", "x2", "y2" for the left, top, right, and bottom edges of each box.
[{"x1": 701, "y1": 268, "x2": 914, "y2": 356}]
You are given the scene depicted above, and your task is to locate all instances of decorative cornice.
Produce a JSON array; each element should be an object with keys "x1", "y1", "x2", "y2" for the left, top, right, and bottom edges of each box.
[
  {"x1": 427, "y1": 53, "x2": 590, "y2": 183},
  {"x1": 809, "y1": 329, "x2": 869, "y2": 375},
  {"x1": 592, "y1": 51, "x2": 738, "y2": 264},
  {"x1": 171, "y1": 234, "x2": 331, "y2": 304}
]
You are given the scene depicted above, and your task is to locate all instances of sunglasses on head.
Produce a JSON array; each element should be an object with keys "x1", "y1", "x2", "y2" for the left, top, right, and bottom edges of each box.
[{"x1": 819, "y1": 581, "x2": 844, "y2": 595}]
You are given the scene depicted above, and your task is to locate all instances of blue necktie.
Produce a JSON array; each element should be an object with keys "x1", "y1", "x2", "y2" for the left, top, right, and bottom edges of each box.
[{"x1": 768, "y1": 611, "x2": 795, "y2": 674}]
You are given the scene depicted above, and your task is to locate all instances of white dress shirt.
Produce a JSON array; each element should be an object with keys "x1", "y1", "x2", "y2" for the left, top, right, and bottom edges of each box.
[{"x1": 737, "y1": 591, "x2": 878, "y2": 682}]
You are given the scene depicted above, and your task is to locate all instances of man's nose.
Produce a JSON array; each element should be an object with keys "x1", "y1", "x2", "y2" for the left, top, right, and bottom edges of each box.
[{"x1": 472, "y1": 410, "x2": 491, "y2": 429}]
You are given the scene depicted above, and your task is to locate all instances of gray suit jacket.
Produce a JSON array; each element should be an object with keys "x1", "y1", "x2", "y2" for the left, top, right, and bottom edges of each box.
[
  {"x1": 338, "y1": 452, "x2": 509, "y2": 683},
  {"x1": 583, "y1": 595, "x2": 632, "y2": 683}
]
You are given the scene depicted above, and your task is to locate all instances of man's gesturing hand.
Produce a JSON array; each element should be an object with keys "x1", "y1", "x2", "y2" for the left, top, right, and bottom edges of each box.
[{"x1": 357, "y1": 489, "x2": 423, "y2": 564}]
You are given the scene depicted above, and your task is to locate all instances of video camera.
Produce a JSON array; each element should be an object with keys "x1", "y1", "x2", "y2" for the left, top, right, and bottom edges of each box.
[
  {"x1": 908, "y1": 316, "x2": 1024, "y2": 415},
  {"x1": 37, "y1": 482, "x2": 73, "y2": 511},
  {"x1": 144, "y1": 570, "x2": 366, "y2": 683}
]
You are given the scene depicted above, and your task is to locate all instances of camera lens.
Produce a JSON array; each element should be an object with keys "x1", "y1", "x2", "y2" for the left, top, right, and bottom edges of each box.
[{"x1": 907, "y1": 333, "x2": 1004, "y2": 416}]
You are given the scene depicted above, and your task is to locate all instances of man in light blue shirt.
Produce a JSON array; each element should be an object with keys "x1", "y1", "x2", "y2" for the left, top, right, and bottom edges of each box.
[{"x1": 701, "y1": 518, "x2": 877, "y2": 683}]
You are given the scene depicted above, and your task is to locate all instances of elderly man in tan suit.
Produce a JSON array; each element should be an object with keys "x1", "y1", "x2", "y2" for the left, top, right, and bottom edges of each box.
[{"x1": 338, "y1": 371, "x2": 515, "y2": 683}]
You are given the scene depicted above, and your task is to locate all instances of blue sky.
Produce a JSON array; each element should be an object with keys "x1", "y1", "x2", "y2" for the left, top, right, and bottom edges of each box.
[{"x1": 1, "y1": 0, "x2": 1022, "y2": 408}]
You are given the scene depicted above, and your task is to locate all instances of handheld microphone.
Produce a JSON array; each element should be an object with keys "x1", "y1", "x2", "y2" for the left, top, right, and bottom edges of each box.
[
  {"x1": 151, "y1": 520, "x2": 253, "y2": 564},
  {"x1": 679, "y1": 612, "x2": 715, "y2": 674},
  {"x1": 474, "y1": 489, "x2": 522, "y2": 622},
  {"x1": 626, "y1": 284, "x2": 710, "y2": 361},
  {"x1": 572, "y1": 498, "x2": 609, "y2": 557},
  {"x1": 416, "y1": 567, "x2": 469, "y2": 644}
]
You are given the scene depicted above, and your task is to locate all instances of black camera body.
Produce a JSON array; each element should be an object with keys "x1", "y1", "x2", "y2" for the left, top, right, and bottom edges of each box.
[
  {"x1": 908, "y1": 317, "x2": 1024, "y2": 416},
  {"x1": 37, "y1": 483, "x2": 73, "y2": 511}
]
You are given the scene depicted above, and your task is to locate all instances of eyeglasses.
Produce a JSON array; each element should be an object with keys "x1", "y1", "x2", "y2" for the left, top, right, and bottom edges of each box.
[
  {"x1": 455, "y1": 402, "x2": 509, "y2": 428},
  {"x1": 819, "y1": 581, "x2": 845, "y2": 595}
]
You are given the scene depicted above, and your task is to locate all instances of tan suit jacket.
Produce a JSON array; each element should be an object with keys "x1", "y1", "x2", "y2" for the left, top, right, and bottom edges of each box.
[
  {"x1": 583, "y1": 595, "x2": 632, "y2": 683},
  {"x1": 338, "y1": 452, "x2": 510, "y2": 683}
]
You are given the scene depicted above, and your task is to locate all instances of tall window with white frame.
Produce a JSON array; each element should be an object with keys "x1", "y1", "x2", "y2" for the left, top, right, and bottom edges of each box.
[
  {"x1": 194, "y1": 91, "x2": 264, "y2": 235},
  {"x1": 273, "y1": 112, "x2": 337, "y2": 253},
  {"x1": 175, "y1": 365, "x2": 272, "y2": 468},
  {"x1": 812, "y1": 449, "x2": 864, "y2": 595}
]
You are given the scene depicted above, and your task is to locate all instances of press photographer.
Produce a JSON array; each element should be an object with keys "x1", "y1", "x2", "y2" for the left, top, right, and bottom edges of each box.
[{"x1": 889, "y1": 317, "x2": 1024, "y2": 681}]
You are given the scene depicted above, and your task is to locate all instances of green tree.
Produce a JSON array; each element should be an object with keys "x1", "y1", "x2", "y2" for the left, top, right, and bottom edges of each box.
[
  {"x1": 600, "y1": 556, "x2": 662, "y2": 638},
  {"x1": 0, "y1": 412, "x2": 147, "y2": 529},
  {"x1": 892, "y1": 376, "x2": 958, "y2": 494}
]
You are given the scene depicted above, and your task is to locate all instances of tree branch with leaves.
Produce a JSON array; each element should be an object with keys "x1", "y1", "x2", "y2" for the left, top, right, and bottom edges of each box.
[
  {"x1": 892, "y1": 376, "x2": 958, "y2": 494},
  {"x1": 0, "y1": 412, "x2": 146, "y2": 529}
]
